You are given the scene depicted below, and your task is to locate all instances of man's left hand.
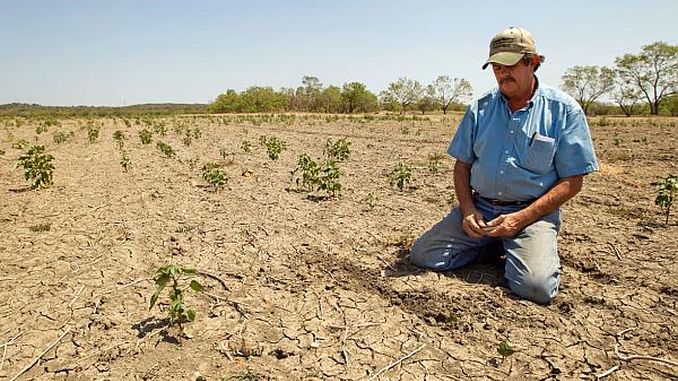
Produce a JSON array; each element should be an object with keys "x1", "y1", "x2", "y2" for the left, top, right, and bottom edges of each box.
[{"x1": 483, "y1": 212, "x2": 526, "y2": 238}]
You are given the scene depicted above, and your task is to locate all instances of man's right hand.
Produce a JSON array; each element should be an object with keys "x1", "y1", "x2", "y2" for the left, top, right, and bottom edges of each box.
[{"x1": 461, "y1": 209, "x2": 487, "y2": 239}]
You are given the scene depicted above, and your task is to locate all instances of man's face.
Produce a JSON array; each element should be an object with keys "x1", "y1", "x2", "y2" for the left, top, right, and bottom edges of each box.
[{"x1": 491, "y1": 57, "x2": 535, "y2": 99}]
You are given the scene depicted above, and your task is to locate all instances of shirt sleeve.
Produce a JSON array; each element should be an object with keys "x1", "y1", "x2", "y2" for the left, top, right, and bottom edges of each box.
[
  {"x1": 447, "y1": 106, "x2": 476, "y2": 164},
  {"x1": 554, "y1": 105, "x2": 599, "y2": 178}
]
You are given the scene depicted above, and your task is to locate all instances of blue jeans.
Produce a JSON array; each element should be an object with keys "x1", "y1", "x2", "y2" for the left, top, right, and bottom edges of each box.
[{"x1": 410, "y1": 196, "x2": 561, "y2": 304}]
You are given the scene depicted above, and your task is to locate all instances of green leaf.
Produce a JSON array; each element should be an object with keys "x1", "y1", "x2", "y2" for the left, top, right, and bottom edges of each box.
[
  {"x1": 183, "y1": 268, "x2": 196, "y2": 275},
  {"x1": 189, "y1": 279, "x2": 204, "y2": 292},
  {"x1": 497, "y1": 340, "x2": 515, "y2": 358},
  {"x1": 149, "y1": 292, "x2": 159, "y2": 309},
  {"x1": 186, "y1": 308, "x2": 196, "y2": 322}
]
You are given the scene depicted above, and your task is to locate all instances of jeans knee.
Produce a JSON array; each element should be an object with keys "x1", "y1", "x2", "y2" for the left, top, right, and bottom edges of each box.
[{"x1": 508, "y1": 274, "x2": 559, "y2": 304}]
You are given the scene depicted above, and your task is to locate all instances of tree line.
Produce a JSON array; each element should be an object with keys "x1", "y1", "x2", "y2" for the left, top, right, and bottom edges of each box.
[
  {"x1": 561, "y1": 41, "x2": 677, "y2": 116},
  {"x1": 207, "y1": 76, "x2": 473, "y2": 115}
]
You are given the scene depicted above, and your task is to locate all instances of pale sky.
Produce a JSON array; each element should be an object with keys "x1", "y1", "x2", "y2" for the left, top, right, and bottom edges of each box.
[{"x1": 1, "y1": 0, "x2": 676, "y2": 106}]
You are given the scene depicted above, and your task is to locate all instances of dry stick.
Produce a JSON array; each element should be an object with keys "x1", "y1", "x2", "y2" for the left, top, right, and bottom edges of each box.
[
  {"x1": 367, "y1": 344, "x2": 426, "y2": 380},
  {"x1": 615, "y1": 344, "x2": 678, "y2": 367},
  {"x1": 607, "y1": 243, "x2": 623, "y2": 260},
  {"x1": 0, "y1": 342, "x2": 7, "y2": 372},
  {"x1": 9, "y1": 327, "x2": 71, "y2": 381},
  {"x1": 68, "y1": 285, "x2": 85, "y2": 308},
  {"x1": 376, "y1": 255, "x2": 397, "y2": 272},
  {"x1": 596, "y1": 364, "x2": 620, "y2": 379},
  {"x1": 197, "y1": 271, "x2": 229, "y2": 291}
]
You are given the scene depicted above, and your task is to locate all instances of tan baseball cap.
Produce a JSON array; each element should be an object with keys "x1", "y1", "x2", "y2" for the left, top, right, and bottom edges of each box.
[{"x1": 482, "y1": 27, "x2": 537, "y2": 69}]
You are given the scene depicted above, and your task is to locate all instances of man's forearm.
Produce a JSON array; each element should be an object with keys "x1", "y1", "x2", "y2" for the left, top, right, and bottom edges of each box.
[
  {"x1": 453, "y1": 160, "x2": 475, "y2": 215},
  {"x1": 515, "y1": 175, "x2": 584, "y2": 226}
]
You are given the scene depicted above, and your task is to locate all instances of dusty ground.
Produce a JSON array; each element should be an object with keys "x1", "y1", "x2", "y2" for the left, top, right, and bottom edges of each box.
[{"x1": 0, "y1": 114, "x2": 676, "y2": 381}]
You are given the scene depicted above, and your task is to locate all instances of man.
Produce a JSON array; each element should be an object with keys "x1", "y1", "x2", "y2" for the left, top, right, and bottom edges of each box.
[{"x1": 410, "y1": 27, "x2": 598, "y2": 304}]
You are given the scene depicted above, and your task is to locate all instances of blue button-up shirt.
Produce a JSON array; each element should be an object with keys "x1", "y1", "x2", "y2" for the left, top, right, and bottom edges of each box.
[{"x1": 448, "y1": 78, "x2": 598, "y2": 201}]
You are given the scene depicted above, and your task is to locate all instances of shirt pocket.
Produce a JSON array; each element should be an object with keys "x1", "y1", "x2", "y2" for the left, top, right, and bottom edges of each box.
[{"x1": 523, "y1": 134, "x2": 556, "y2": 174}]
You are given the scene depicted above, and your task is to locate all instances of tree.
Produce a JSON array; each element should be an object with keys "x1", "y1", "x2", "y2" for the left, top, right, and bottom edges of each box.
[
  {"x1": 561, "y1": 65, "x2": 616, "y2": 115},
  {"x1": 385, "y1": 78, "x2": 423, "y2": 113},
  {"x1": 318, "y1": 85, "x2": 343, "y2": 113},
  {"x1": 430, "y1": 76, "x2": 473, "y2": 114},
  {"x1": 612, "y1": 81, "x2": 643, "y2": 117},
  {"x1": 239, "y1": 87, "x2": 288, "y2": 113},
  {"x1": 415, "y1": 85, "x2": 436, "y2": 114},
  {"x1": 615, "y1": 41, "x2": 677, "y2": 115},
  {"x1": 208, "y1": 89, "x2": 240, "y2": 113},
  {"x1": 341, "y1": 82, "x2": 377, "y2": 114}
]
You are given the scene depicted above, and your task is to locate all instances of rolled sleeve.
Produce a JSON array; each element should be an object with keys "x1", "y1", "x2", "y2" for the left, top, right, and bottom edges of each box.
[
  {"x1": 447, "y1": 107, "x2": 476, "y2": 164},
  {"x1": 554, "y1": 107, "x2": 599, "y2": 178}
]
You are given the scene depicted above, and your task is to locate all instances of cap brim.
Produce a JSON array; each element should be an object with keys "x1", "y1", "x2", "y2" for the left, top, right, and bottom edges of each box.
[{"x1": 482, "y1": 52, "x2": 523, "y2": 70}]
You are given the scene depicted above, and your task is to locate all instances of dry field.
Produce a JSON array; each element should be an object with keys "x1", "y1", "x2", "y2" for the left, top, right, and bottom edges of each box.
[{"x1": 0, "y1": 114, "x2": 676, "y2": 380}]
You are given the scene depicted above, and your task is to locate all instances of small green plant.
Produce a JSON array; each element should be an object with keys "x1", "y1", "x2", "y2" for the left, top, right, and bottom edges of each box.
[
  {"x1": 361, "y1": 192, "x2": 378, "y2": 210},
  {"x1": 120, "y1": 150, "x2": 131, "y2": 172},
  {"x1": 156, "y1": 141, "x2": 175, "y2": 158},
  {"x1": 152, "y1": 121, "x2": 166, "y2": 136},
  {"x1": 16, "y1": 145, "x2": 55, "y2": 189},
  {"x1": 290, "y1": 154, "x2": 342, "y2": 197},
  {"x1": 12, "y1": 139, "x2": 29, "y2": 149},
  {"x1": 182, "y1": 129, "x2": 193, "y2": 146},
  {"x1": 52, "y1": 131, "x2": 68, "y2": 144},
  {"x1": 389, "y1": 162, "x2": 412, "y2": 191},
  {"x1": 263, "y1": 136, "x2": 286, "y2": 160},
  {"x1": 427, "y1": 153, "x2": 446, "y2": 174},
  {"x1": 613, "y1": 133, "x2": 621, "y2": 146},
  {"x1": 36, "y1": 124, "x2": 48, "y2": 134},
  {"x1": 241, "y1": 140, "x2": 252, "y2": 153},
  {"x1": 139, "y1": 129, "x2": 153, "y2": 144},
  {"x1": 654, "y1": 174, "x2": 677, "y2": 225},
  {"x1": 149, "y1": 264, "x2": 204, "y2": 336},
  {"x1": 497, "y1": 340, "x2": 516, "y2": 360},
  {"x1": 29, "y1": 223, "x2": 51, "y2": 232},
  {"x1": 201, "y1": 162, "x2": 228, "y2": 189},
  {"x1": 113, "y1": 130, "x2": 125, "y2": 149},
  {"x1": 87, "y1": 123, "x2": 100, "y2": 143},
  {"x1": 324, "y1": 138, "x2": 351, "y2": 162}
]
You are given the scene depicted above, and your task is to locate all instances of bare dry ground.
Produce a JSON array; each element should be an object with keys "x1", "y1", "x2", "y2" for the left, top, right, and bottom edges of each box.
[{"x1": 0, "y1": 114, "x2": 676, "y2": 381}]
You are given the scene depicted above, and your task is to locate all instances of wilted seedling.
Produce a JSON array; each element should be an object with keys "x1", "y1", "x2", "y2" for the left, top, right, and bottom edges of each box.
[
  {"x1": 156, "y1": 141, "x2": 175, "y2": 158},
  {"x1": 16, "y1": 145, "x2": 54, "y2": 189},
  {"x1": 389, "y1": 162, "x2": 412, "y2": 191},
  {"x1": 201, "y1": 162, "x2": 228, "y2": 190},
  {"x1": 12, "y1": 139, "x2": 29, "y2": 150},
  {"x1": 29, "y1": 223, "x2": 51, "y2": 232},
  {"x1": 139, "y1": 129, "x2": 153, "y2": 145},
  {"x1": 149, "y1": 264, "x2": 204, "y2": 337},
  {"x1": 52, "y1": 131, "x2": 68, "y2": 144},
  {"x1": 113, "y1": 130, "x2": 125, "y2": 149},
  {"x1": 120, "y1": 150, "x2": 131, "y2": 172},
  {"x1": 87, "y1": 123, "x2": 100, "y2": 143},
  {"x1": 241, "y1": 140, "x2": 252, "y2": 153},
  {"x1": 654, "y1": 174, "x2": 677, "y2": 225},
  {"x1": 361, "y1": 192, "x2": 378, "y2": 210},
  {"x1": 324, "y1": 138, "x2": 351, "y2": 162},
  {"x1": 427, "y1": 153, "x2": 446, "y2": 174}
]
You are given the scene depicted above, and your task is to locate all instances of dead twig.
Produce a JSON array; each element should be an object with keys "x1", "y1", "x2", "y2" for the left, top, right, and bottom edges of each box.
[
  {"x1": 197, "y1": 271, "x2": 230, "y2": 291},
  {"x1": 607, "y1": 243, "x2": 623, "y2": 260},
  {"x1": 367, "y1": 344, "x2": 426, "y2": 380},
  {"x1": 596, "y1": 364, "x2": 620, "y2": 379},
  {"x1": 68, "y1": 285, "x2": 85, "y2": 308},
  {"x1": 9, "y1": 327, "x2": 70, "y2": 381},
  {"x1": 615, "y1": 344, "x2": 678, "y2": 367},
  {"x1": 376, "y1": 255, "x2": 397, "y2": 272}
]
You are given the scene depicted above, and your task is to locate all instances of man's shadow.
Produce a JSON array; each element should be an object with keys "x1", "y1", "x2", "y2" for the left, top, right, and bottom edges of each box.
[{"x1": 385, "y1": 241, "x2": 507, "y2": 288}]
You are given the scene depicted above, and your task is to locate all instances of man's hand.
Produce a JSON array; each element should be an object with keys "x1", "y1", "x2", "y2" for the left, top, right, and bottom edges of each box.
[
  {"x1": 483, "y1": 212, "x2": 526, "y2": 238},
  {"x1": 461, "y1": 209, "x2": 488, "y2": 239}
]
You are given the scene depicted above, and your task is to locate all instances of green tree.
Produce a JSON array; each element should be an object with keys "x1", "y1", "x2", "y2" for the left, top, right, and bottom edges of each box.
[
  {"x1": 240, "y1": 86, "x2": 288, "y2": 113},
  {"x1": 208, "y1": 89, "x2": 241, "y2": 113},
  {"x1": 615, "y1": 42, "x2": 677, "y2": 115},
  {"x1": 430, "y1": 76, "x2": 473, "y2": 114},
  {"x1": 318, "y1": 85, "x2": 343, "y2": 113},
  {"x1": 300, "y1": 75, "x2": 323, "y2": 112},
  {"x1": 341, "y1": 82, "x2": 377, "y2": 114},
  {"x1": 416, "y1": 85, "x2": 437, "y2": 114},
  {"x1": 613, "y1": 81, "x2": 643, "y2": 117},
  {"x1": 561, "y1": 65, "x2": 616, "y2": 115},
  {"x1": 384, "y1": 77, "x2": 423, "y2": 113}
]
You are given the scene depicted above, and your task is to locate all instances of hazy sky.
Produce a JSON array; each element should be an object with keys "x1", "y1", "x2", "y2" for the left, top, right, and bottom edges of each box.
[{"x1": 1, "y1": 0, "x2": 676, "y2": 106}]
